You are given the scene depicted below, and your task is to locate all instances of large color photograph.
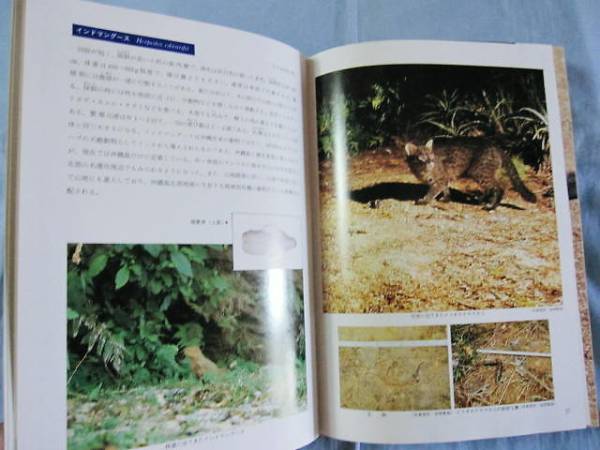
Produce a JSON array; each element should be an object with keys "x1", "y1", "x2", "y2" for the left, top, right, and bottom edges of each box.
[
  {"x1": 67, "y1": 244, "x2": 306, "y2": 449},
  {"x1": 317, "y1": 65, "x2": 562, "y2": 313}
]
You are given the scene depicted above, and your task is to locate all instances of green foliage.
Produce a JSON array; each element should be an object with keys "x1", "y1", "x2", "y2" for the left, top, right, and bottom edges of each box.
[
  {"x1": 509, "y1": 106, "x2": 550, "y2": 169},
  {"x1": 68, "y1": 312, "x2": 125, "y2": 378},
  {"x1": 317, "y1": 77, "x2": 406, "y2": 160},
  {"x1": 170, "y1": 251, "x2": 193, "y2": 277},
  {"x1": 114, "y1": 266, "x2": 129, "y2": 289},
  {"x1": 417, "y1": 89, "x2": 481, "y2": 136},
  {"x1": 295, "y1": 359, "x2": 307, "y2": 401},
  {"x1": 68, "y1": 427, "x2": 137, "y2": 450},
  {"x1": 417, "y1": 89, "x2": 550, "y2": 169},
  {"x1": 317, "y1": 94, "x2": 363, "y2": 159},
  {"x1": 316, "y1": 66, "x2": 549, "y2": 170},
  {"x1": 67, "y1": 244, "x2": 305, "y2": 393},
  {"x1": 451, "y1": 325, "x2": 483, "y2": 382},
  {"x1": 174, "y1": 323, "x2": 204, "y2": 348}
]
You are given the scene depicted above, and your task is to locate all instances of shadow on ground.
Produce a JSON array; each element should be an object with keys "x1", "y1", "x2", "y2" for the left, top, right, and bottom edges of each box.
[{"x1": 349, "y1": 182, "x2": 504, "y2": 207}]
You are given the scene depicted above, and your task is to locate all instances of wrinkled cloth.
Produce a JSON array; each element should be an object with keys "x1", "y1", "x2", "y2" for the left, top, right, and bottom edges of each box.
[{"x1": 0, "y1": 1, "x2": 599, "y2": 448}]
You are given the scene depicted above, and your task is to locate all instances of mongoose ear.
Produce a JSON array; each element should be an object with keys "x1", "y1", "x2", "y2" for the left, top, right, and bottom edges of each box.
[
  {"x1": 405, "y1": 143, "x2": 417, "y2": 156},
  {"x1": 425, "y1": 139, "x2": 434, "y2": 150}
]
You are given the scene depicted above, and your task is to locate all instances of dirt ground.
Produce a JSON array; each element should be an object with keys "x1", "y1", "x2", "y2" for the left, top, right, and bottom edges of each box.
[
  {"x1": 319, "y1": 146, "x2": 562, "y2": 313},
  {"x1": 451, "y1": 321, "x2": 553, "y2": 407},
  {"x1": 339, "y1": 346, "x2": 450, "y2": 411}
]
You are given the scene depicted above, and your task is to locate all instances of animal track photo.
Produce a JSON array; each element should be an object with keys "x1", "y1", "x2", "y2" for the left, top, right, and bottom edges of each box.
[
  {"x1": 338, "y1": 326, "x2": 450, "y2": 411},
  {"x1": 451, "y1": 321, "x2": 553, "y2": 408}
]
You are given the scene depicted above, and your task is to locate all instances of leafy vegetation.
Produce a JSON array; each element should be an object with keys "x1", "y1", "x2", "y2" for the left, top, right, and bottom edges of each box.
[
  {"x1": 67, "y1": 243, "x2": 306, "y2": 448},
  {"x1": 68, "y1": 244, "x2": 304, "y2": 390},
  {"x1": 317, "y1": 65, "x2": 549, "y2": 170},
  {"x1": 450, "y1": 325, "x2": 482, "y2": 383}
]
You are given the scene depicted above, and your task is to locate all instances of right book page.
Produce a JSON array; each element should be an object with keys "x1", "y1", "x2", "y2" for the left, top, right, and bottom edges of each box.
[{"x1": 306, "y1": 40, "x2": 597, "y2": 444}]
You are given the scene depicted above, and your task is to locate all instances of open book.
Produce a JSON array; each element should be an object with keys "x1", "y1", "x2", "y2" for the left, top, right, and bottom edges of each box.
[{"x1": 5, "y1": 1, "x2": 597, "y2": 449}]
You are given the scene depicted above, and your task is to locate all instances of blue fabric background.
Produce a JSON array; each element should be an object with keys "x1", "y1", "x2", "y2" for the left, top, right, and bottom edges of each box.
[{"x1": 1, "y1": 1, "x2": 599, "y2": 448}]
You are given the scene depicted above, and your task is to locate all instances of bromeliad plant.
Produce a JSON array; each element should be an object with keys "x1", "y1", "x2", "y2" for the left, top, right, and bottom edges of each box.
[{"x1": 416, "y1": 89, "x2": 550, "y2": 170}]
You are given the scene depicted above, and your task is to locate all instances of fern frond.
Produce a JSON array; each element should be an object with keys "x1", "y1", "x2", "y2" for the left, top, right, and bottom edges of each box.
[{"x1": 70, "y1": 313, "x2": 125, "y2": 374}]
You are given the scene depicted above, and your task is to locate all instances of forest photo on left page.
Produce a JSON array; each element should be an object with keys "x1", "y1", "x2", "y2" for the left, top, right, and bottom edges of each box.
[{"x1": 66, "y1": 243, "x2": 306, "y2": 449}]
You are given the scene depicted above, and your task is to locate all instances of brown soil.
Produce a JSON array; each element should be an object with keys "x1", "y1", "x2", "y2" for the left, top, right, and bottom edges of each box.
[
  {"x1": 452, "y1": 321, "x2": 553, "y2": 407},
  {"x1": 339, "y1": 346, "x2": 450, "y2": 411},
  {"x1": 319, "y1": 146, "x2": 562, "y2": 313}
]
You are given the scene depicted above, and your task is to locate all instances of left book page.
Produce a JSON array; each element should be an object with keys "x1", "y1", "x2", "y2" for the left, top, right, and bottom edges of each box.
[{"x1": 6, "y1": 1, "x2": 317, "y2": 449}]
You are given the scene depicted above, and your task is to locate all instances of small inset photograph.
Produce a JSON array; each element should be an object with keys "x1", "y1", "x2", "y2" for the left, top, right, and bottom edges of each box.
[
  {"x1": 232, "y1": 212, "x2": 303, "y2": 271},
  {"x1": 67, "y1": 243, "x2": 306, "y2": 450},
  {"x1": 338, "y1": 326, "x2": 450, "y2": 411},
  {"x1": 451, "y1": 320, "x2": 553, "y2": 408}
]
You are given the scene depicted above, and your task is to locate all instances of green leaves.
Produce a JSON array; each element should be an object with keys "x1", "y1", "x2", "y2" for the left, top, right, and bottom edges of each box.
[
  {"x1": 316, "y1": 67, "x2": 547, "y2": 170},
  {"x1": 174, "y1": 323, "x2": 204, "y2": 348},
  {"x1": 211, "y1": 275, "x2": 229, "y2": 292},
  {"x1": 115, "y1": 266, "x2": 130, "y2": 289},
  {"x1": 143, "y1": 244, "x2": 163, "y2": 258},
  {"x1": 155, "y1": 344, "x2": 179, "y2": 369},
  {"x1": 68, "y1": 313, "x2": 125, "y2": 380},
  {"x1": 149, "y1": 279, "x2": 163, "y2": 295},
  {"x1": 88, "y1": 253, "x2": 108, "y2": 277},
  {"x1": 170, "y1": 251, "x2": 193, "y2": 277},
  {"x1": 67, "y1": 244, "x2": 299, "y2": 393},
  {"x1": 182, "y1": 245, "x2": 207, "y2": 263}
]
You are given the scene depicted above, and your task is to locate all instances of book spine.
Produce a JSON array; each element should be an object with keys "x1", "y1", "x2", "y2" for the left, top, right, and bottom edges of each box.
[{"x1": 553, "y1": 46, "x2": 599, "y2": 427}]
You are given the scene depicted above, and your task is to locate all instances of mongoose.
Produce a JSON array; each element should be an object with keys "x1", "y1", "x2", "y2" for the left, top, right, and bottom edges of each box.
[
  {"x1": 183, "y1": 346, "x2": 222, "y2": 378},
  {"x1": 399, "y1": 136, "x2": 537, "y2": 210}
]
